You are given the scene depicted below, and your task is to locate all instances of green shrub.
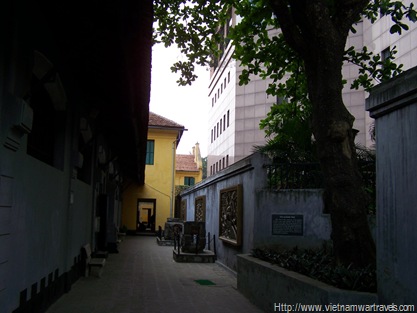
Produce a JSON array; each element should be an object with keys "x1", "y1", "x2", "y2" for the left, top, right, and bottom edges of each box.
[{"x1": 251, "y1": 246, "x2": 376, "y2": 292}]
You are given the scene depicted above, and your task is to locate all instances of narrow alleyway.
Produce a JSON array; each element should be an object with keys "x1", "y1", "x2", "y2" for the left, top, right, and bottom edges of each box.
[{"x1": 46, "y1": 236, "x2": 264, "y2": 313}]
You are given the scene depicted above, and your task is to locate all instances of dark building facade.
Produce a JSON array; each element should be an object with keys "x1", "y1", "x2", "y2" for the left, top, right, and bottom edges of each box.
[{"x1": 0, "y1": 1, "x2": 153, "y2": 312}]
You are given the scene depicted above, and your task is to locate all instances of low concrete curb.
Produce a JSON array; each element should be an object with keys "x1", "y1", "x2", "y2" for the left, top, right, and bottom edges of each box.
[{"x1": 237, "y1": 254, "x2": 377, "y2": 312}]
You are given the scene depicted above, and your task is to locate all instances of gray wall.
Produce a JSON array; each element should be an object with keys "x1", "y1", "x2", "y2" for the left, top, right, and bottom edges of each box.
[
  {"x1": 181, "y1": 153, "x2": 331, "y2": 271},
  {"x1": 254, "y1": 189, "x2": 331, "y2": 249},
  {"x1": 0, "y1": 22, "x2": 119, "y2": 313},
  {"x1": 181, "y1": 156, "x2": 260, "y2": 271},
  {"x1": 366, "y1": 66, "x2": 417, "y2": 305},
  {"x1": 0, "y1": 118, "x2": 95, "y2": 312}
]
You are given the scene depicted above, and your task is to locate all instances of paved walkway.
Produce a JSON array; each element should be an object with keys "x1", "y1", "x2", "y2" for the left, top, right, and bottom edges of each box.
[{"x1": 46, "y1": 236, "x2": 264, "y2": 313}]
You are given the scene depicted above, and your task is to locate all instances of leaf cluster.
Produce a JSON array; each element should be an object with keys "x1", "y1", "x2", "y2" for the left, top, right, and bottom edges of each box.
[
  {"x1": 345, "y1": 45, "x2": 403, "y2": 92},
  {"x1": 154, "y1": 0, "x2": 416, "y2": 149},
  {"x1": 347, "y1": 0, "x2": 417, "y2": 90},
  {"x1": 362, "y1": 0, "x2": 417, "y2": 34},
  {"x1": 230, "y1": 1, "x2": 314, "y2": 162},
  {"x1": 252, "y1": 246, "x2": 377, "y2": 292},
  {"x1": 256, "y1": 98, "x2": 314, "y2": 163},
  {"x1": 153, "y1": 0, "x2": 229, "y2": 85},
  {"x1": 154, "y1": 0, "x2": 416, "y2": 91}
]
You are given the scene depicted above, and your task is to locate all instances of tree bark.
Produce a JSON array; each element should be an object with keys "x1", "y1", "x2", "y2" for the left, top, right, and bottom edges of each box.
[
  {"x1": 269, "y1": 0, "x2": 375, "y2": 267},
  {"x1": 305, "y1": 46, "x2": 376, "y2": 267}
]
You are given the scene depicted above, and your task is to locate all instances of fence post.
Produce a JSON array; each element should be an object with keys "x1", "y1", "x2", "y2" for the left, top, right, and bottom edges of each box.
[
  {"x1": 178, "y1": 234, "x2": 181, "y2": 255},
  {"x1": 213, "y1": 234, "x2": 216, "y2": 256},
  {"x1": 208, "y1": 232, "x2": 211, "y2": 251}
]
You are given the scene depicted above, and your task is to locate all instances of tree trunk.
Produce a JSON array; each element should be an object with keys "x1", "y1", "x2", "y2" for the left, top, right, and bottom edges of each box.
[
  {"x1": 268, "y1": 0, "x2": 376, "y2": 268},
  {"x1": 267, "y1": 0, "x2": 375, "y2": 267},
  {"x1": 304, "y1": 40, "x2": 376, "y2": 268}
]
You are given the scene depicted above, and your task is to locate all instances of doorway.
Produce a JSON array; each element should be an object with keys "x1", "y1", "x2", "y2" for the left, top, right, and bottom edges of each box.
[{"x1": 136, "y1": 199, "x2": 156, "y2": 233}]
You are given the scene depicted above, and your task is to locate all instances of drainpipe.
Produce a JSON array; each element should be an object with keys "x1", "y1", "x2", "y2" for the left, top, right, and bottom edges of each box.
[{"x1": 171, "y1": 140, "x2": 176, "y2": 218}]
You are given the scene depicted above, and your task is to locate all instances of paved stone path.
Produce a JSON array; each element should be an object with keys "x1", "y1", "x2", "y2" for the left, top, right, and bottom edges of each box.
[{"x1": 46, "y1": 236, "x2": 264, "y2": 313}]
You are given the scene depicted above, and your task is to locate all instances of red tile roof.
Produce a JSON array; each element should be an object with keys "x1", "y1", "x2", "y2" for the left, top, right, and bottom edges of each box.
[
  {"x1": 149, "y1": 112, "x2": 184, "y2": 128},
  {"x1": 176, "y1": 154, "x2": 199, "y2": 172}
]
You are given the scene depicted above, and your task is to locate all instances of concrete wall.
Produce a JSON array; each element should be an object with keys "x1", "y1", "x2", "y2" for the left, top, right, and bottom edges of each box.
[
  {"x1": 180, "y1": 153, "x2": 332, "y2": 271},
  {"x1": 181, "y1": 155, "x2": 260, "y2": 271},
  {"x1": 0, "y1": 107, "x2": 98, "y2": 313},
  {"x1": 0, "y1": 5, "x2": 126, "y2": 311},
  {"x1": 238, "y1": 254, "x2": 377, "y2": 313},
  {"x1": 366, "y1": 66, "x2": 417, "y2": 305},
  {"x1": 254, "y1": 189, "x2": 331, "y2": 249}
]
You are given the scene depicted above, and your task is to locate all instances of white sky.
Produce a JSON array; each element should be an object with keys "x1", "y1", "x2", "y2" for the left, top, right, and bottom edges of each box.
[{"x1": 150, "y1": 44, "x2": 210, "y2": 157}]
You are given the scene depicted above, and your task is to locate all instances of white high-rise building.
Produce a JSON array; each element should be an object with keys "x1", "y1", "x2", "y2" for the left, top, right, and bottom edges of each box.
[{"x1": 207, "y1": 3, "x2": 417, "y2": 177}]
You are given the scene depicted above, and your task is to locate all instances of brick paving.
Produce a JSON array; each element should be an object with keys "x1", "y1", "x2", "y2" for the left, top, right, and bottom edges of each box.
[{"x1": 46, "y1": 236, "x2": 264, "y2": 313}]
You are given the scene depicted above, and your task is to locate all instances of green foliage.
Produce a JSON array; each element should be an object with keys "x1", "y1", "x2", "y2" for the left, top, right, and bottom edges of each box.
[
  {"x1": 228, "y1": 1, "x2": 314, "y2": 161},
  {"x1": 346, "y1": 1, "x2": 416, "y2": 90},
  {"x1": 257, "y1": 98, "x2": 314, "y2": 163},
  {"x1": 154, "y1": 0, "x2": 416, "y2": 93},
  {"x1": 154, "y1": 1, "x2": 415, "y2": 169},
  {"x1": 356, "y1": 145, "x2": 377, "y2": 214},
  {"x1": 252, "y1": 246, "x2": 377, "y2": 292},
  {"x1": 153, "y1": 0, "x2": 230, "y2": 85},
  {"x1": 175, "y1": 185, "x2": 190, "y2": 195},
  {"x1": 363, "y1": 1, "x2": 417, "y2": 33},
  {"x1": 154, "y1": 0, "x2": 416, "y2": 90},
  {"x1": 345, "y1": 45, "x2": 403, "y2": 92}
]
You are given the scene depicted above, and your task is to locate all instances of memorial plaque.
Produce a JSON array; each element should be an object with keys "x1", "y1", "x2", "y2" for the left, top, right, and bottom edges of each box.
[
  {"x1": 219, "y1": 184, "x2": 243, "y2": 246},
  {"x1": 272, "y1": 214, "x2": 303, "y2": 236},
  {"x1": 195, "y1": 195, "x2": 206, "y2": 222}
]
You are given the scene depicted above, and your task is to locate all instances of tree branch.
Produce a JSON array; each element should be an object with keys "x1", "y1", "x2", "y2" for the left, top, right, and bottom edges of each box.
[
  {"x1": 334, "y1": 0, "x2": 370, "y2": 35},
  {"x1": 266, "y1": 0, "x2": 305, "y2": 56}
]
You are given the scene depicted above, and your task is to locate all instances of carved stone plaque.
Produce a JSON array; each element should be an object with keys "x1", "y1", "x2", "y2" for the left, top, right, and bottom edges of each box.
[
  {"x1": 219, "y1": 184, "x2": 243, "y2": 246},
  {"x1": 180, "y1": 199, "x2": 187, "y2": 221},
  {"x1": 194, "y1": 195, "x2": 206, "y2": 222}
]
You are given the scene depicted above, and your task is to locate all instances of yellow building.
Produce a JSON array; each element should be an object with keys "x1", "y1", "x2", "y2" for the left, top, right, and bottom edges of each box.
[
  {"x1": 175, "y1": 143, "x2": 203, "y2": 187},
  {"x1": 122, "y1": 112, "x2": 185, "y2": 233}
]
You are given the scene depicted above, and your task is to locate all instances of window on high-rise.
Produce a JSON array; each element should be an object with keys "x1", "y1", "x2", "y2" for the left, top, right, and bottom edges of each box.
[
  {"x1": 211, "y1": 8, "x2": 233, "y2": 71},
  {"x1": 381, "y1": 47, "x2": 391, "y2": 65}
]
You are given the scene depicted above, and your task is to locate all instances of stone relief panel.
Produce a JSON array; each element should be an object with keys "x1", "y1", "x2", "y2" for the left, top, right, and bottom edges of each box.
[
  {"x1": 180, "y1": 199, "x2": 187, "y2": 221},
  {"x1": 194, "y1": 195, "x2": 206, "y2": 222},
  {"x1": 219, "y1": 184, "x2": 243, "y2": 246}
]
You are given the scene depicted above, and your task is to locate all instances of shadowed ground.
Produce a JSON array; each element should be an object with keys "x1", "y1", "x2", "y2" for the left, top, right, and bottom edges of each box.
[{"x1": 46, "y1": 236, "x2": 264, "y2": 313}]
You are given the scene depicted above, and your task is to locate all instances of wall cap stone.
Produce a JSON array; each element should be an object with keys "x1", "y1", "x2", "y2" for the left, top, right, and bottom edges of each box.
[{"x1": 366, "y1": 66, "x2": 417, "y2": 118}]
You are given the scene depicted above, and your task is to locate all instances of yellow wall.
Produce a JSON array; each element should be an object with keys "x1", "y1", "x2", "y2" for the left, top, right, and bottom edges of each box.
[
  {"x1": 175, "y1": 170, "x2": 202, "y2": 186},
  {"x1": 122, "y1": 129, "x2": 178, "y2": 232}
]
